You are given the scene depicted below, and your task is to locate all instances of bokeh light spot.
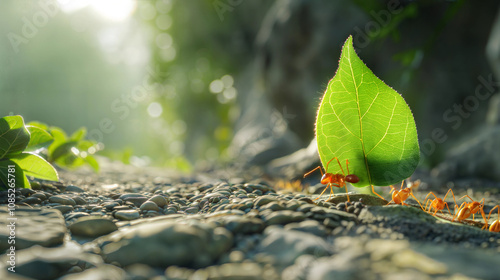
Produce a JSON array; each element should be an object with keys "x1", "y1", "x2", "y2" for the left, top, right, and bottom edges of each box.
[
  {"x1": 147, "y1": 102, "x2": 163, "y2": 118},
  {"x1": 209, "y1": 80, "x2": 224, "y2": 93}
]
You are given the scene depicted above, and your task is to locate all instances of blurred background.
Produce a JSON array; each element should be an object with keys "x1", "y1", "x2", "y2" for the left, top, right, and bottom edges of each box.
[{"x1": 2, "y1": 0, "x2": 500, "y2": 183}]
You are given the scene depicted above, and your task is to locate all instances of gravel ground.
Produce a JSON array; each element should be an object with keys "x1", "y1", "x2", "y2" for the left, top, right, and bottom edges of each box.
[{"x1": 1, "y1": 159, "x2": 499, "y2": 280}]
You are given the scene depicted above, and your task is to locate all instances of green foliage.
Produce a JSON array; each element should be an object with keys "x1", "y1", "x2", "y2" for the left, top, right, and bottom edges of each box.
[
  {"x1": 29, "y1": 123, "x2": 100, "y2": 172},
  {"x1": 316, "y1": 36, "x2": 420, "y2": 188},
  {"x1": 0, "y1": 116, "x2": 58, "y2": 189}
]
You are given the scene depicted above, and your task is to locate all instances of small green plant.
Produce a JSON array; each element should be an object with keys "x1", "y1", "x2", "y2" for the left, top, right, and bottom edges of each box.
[
  {"x1": 0, "y1": 115, "x2": 59, "y2": 189},
  {"x1": 315, "y1": 36, "x2": 420, "y2": 191},
  {"x1": 28, "y1": 122, "x2": 99, "y2": 172}
]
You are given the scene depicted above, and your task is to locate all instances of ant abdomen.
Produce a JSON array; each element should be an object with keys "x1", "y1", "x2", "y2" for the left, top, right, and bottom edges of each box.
[{"x1": 345, "y1": 174, "x2": 360, "y2": 183}]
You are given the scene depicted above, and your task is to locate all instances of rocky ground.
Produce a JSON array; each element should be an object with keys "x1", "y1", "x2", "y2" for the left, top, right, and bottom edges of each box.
[{"x1": 1, "y1": 159, "x2": 500, "y2": 280}]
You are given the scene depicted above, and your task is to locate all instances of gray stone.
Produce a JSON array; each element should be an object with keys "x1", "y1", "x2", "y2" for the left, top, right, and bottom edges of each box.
[
  {"x1": 65, "y1": 185, "x2": 85, "y2": 193},
  {"x1": 20, "y1": 196, "x2": 42, "y2": 205},
  {"x1": 66, "y1": 212, "x2": 90, "y2": 220},
  {"x1": 114, "y1": 210, "x2": 140, "y2": 221},
  {"x1": 0, "y1": 245, "x2": 103, "y2": 280},
  {"x1": 148, "y1": 195, "x2": 168, "y2": 207},
  {"x1": 72, "y1": 196, "x2": 87, "y2": 205},
  {"x1": 205, "y1": 262, "x2": 271, "y2": 279},
  {"x1": 255, "y1": 226, "x2": 331, "y2": 267},
  {"x1": 91, "y1": 220, "x2": 233, "y2": 268},
  {"x1": 0, "y1": 207, "x2": 66, "y2": 251},
  {"x1": 140, "y1": 201, "x2": 160, "y2": 212},
  {"x1": 59, "y1": 264, "x2": 126, "y2": 280},
  {"x1": 284, "y1": 220, "x2": 328, "y2": 237},
  {"x1": 69, "y1": 217, "x2": 118, "y2": 238},
  {"x1": 124, "y1": 196, "x2": 148, "y2": 207},
  {"x1": 262, "y1": 210, "x2": 306, "y2": 225},
  {"x1": 216, "y1": 215, "x2": 266, "y2": 234},
  {"x1": 53, "y1": 205, "x2": 74, "y2": 214},
  {"x1": 119, "y1": 193, "x2": 146, "y2": 200},
  {"x1": 254, "y1": 195, "x2": 280, "y2": 207},
  {"x1": 432, "y1": 126, "x2": 500, "y2": 183},
  {"x1": 49, "y1": 195, "x2": 76, "y2": 206}
]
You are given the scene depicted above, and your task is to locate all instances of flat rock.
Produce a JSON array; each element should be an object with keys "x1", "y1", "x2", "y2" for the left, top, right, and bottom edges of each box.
[
  {"x1": 49, "y1": 195, "x2": 76, "y2": 206},
  {"x1": 214, "y1": 215, "x2": 266, "y2": 234},
  {"x1": 69, "y1": 217, "x2": 118, "y2": 238},
  {"x1": 64, "y1": 185, "x2": 85, "y2": 193},
  {"x1": 140, "y1": 201, "x2": 160, "y2": 212},
  {"x1": 148, "y1": 195, "x2": 168, "y2": 207},
  {"x1": 262, "y1": 210, "x2": 306, "y2": 225},
  {"x1": 114, "y1": 210, "x2": 140, "y2": 221},
  {"x1": 90, "y1": 219, "x2": 233, "y2": 268},
  {"x1": 59, "y1": 264, "x2": 126, "y2": 280},
  {"x1": 255, "y1": 226, "x2": 331, "y2": 267},
  {"x1": 0, "y1": 207, "x2": 66, "y2": 251},
  {"x1": 0, "y1": 245, "x2": 103, "y2": 280},
  {"x1": 284, "y1": 220, "x2": 328, "y2": 237}
]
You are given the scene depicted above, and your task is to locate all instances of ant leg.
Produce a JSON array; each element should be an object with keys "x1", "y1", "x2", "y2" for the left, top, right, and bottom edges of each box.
[
  {"x1": 423, "y1": 192, "x2": 438, "y2": 212},
  {"x1": 371, "y1": 185, "x2": 385, "y2": 200},
  {"x1": 443, "y1": 202, "x2": 452, "y2": 216},
  {"x1": 313, "y1": 185, "x2": 329, "y2": 201},
  {"x1": 324, "y1": 158, "x2": 336, "y2": 173},
  {"x1": 410, "y1": 191, "x2": 424, "y2": 210},
  {"x1": 345, "y1": 159, "x2": 350, "y2": 175},
  {"x1": 304, "y1": 166, "x2": 324, "y2": 178},
  {"x1": 343, "y1": 183, "x2": 350, "y2": 203},
  {"x1": 486, "y1": 205, "x2": 500, "y2": 231},
  {"x1": 332, "y1": 157, "x2": 345, "y2": 175}
]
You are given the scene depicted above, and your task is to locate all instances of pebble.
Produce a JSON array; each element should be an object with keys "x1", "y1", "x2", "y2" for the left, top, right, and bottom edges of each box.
[
  {"x1": 20, "y1": 196, "x2": 42, "y2": 205},
  {"x1": 49, "y1": 195, "x2": 76, "y2": 206},
  {"x1": 114, "y1": 210, "x2": 140, "y2": 220},
  {"x1": 148, "y1": 195, "x2": 168, "y2": 207},
  {"x1": 65, "y1": 185, "x2": 85, "y2": 193},
  {"x1": 0, "y1": 207, "x2": 66, "y2": 251},
  {"x1": 124, "y1": 197, "x2": 148, "y2": 207},
  {"x1": 140, "y1": 201, "x2": 160, "y2": 212},
  {"x1": 262, "y1": 210, "x2": 306, "y2": 225},
  {"x1": 284, "y1": 219, "x2": 328, "y2": 237},
  {"x1": 256, "y1": 226, "x2": 330, "y2": 267},
  {"x1": 53, "y1": 205, "x2": 74, "y2": 214},
  {"x1": 93, "y1": 219, "x2": 233, "y2": 267},
  {"x1": 69, "y1": 216, "x2": 118, "y2": 237}
]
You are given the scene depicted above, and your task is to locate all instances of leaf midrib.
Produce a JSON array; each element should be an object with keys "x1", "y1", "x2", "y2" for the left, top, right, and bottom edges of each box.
[{"x1": 347, "y1": 46, "x2": 372, "y2": 185}]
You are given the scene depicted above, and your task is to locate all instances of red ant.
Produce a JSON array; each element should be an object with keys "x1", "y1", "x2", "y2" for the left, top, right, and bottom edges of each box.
[
  {"x1": 422, "y1": 189, "x2": 455, "y2": 216},
  {"x1": 303, "y1": 157, "x2": 359, "y2": 202},
  {"x1": 482, "y1": 205, "x2": 500, "y2": 232},
  {"x1": 387, "y1": 179, "x2": 423, "y2": 209},
  {"x1": 452, "y1": 195, "x2": 486, "y2": 223}
]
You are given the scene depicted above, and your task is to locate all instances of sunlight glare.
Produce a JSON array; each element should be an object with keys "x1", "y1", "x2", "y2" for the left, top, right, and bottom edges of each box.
[{"x1": 90, "y1": 0, "x2": 137, "y2": 22}]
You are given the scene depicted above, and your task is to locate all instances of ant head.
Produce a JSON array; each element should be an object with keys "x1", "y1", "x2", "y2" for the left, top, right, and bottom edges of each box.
[
  {"x1": 345, "y1": 174, "x2": 359, "y2": 183},
  {"x1": 321, "y1": 173, "x2": 332, "y2": 183}
]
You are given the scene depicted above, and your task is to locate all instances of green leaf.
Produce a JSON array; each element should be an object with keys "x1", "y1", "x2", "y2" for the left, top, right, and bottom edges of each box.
[
  {"x1": 27, "y1": 121, "x2": 49, "y2": 131},
  {"x1": 26, "y1": 125, "x2": 54, "y2": 151},
  {"x1": 0, "y1": 160, "x2": 30, "y2": 189},
  {"x1": 0, "y1": 116, "x2": 30, "y2": 158},
  {"x1": 9, "y1": 152, "x2": 59, "y2": 181},
  {"x1": 316, "y1": 36, "x2": 420, "y2": 188},
  {"x1": 84, "y1": 155, "x2": 99, "y2": 172},
  {"x1": 50, "y1": 141, "x2": 78, "y2": 162},
  {"x1": 70, "y1": 127, "x2": 87, "y2": 141}
]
